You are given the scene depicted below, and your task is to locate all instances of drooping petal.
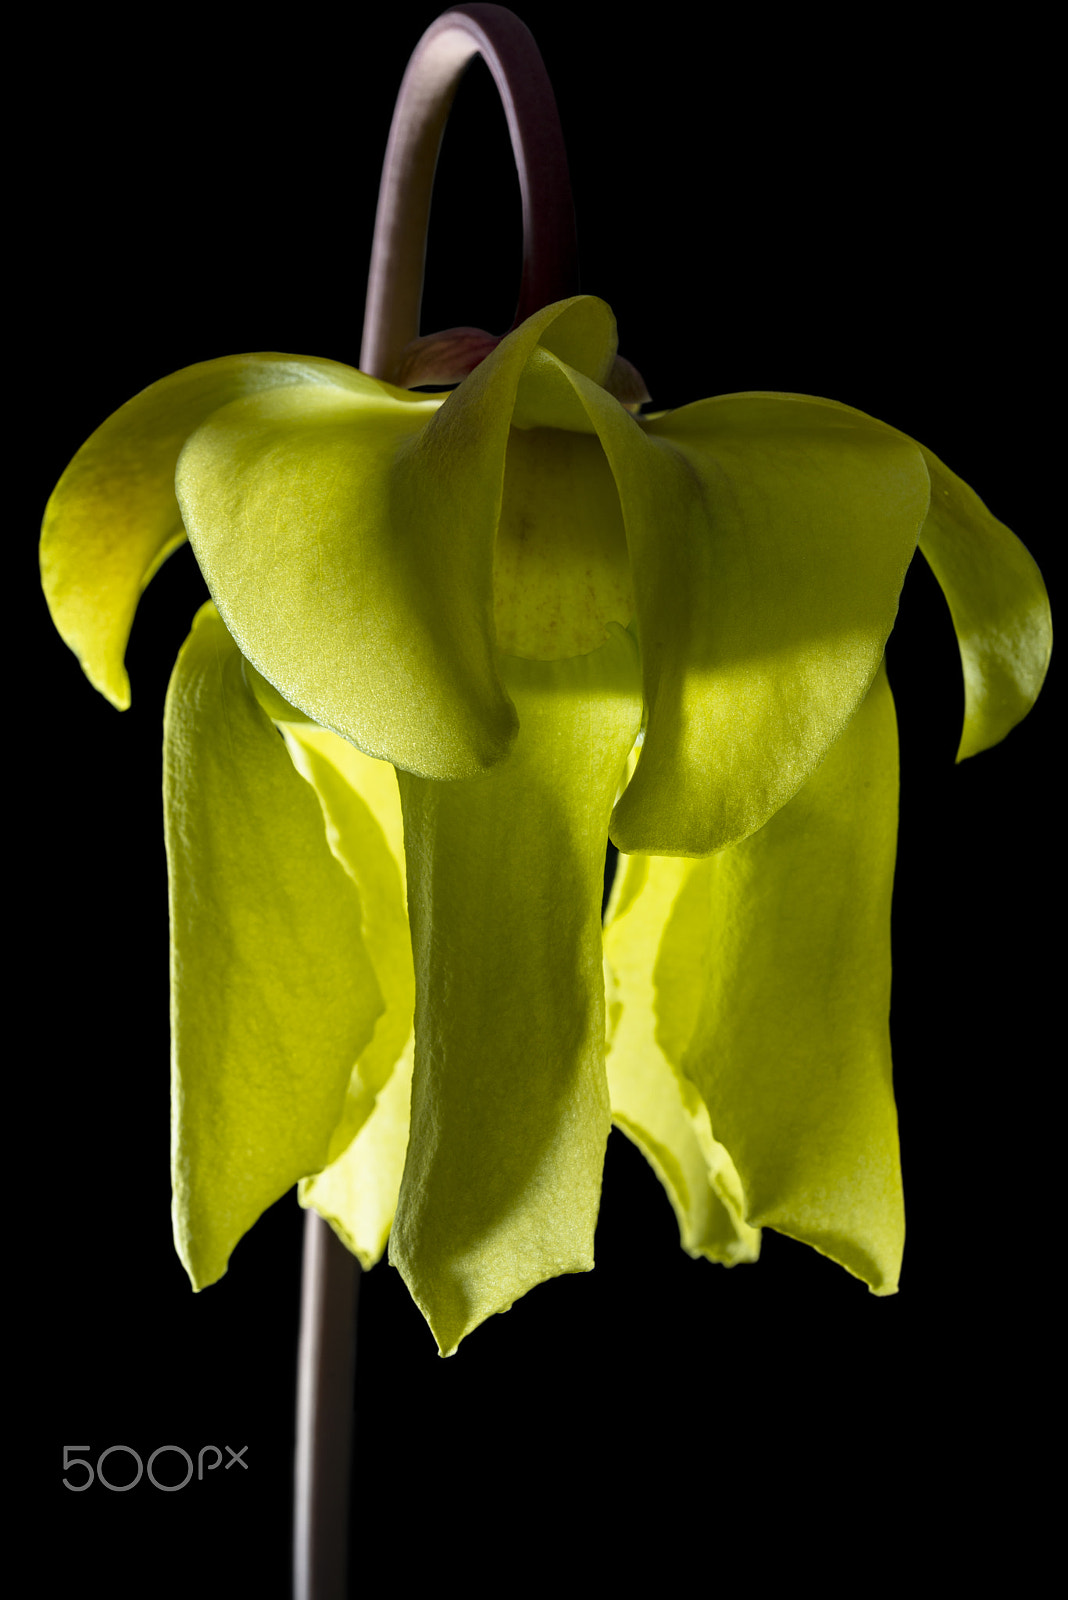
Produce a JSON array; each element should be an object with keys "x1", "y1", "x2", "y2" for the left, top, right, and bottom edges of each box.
[
  {"x1": 40, "y1": 353, "x2": 363, "y2": 708},
  {"x1": 175, "y1": 297, "x2": 623, "y2": 780},
  {"x1": 915, "y1": 443, "x2": 1052, "y2": 759},
  {"x1": 541, "y1": 359, "x2": 929, "y2": 855},
  {"x1": 390, "y1": 627, "x2": 642, "y2": 1355},
  {"x1": 681, "y1": 660, "x2": 903, "y2": 1292},
  {"x1": 604, "y1": 852, "x2": 760, "y2": 1265},
  {"x1": 743, "y1": 394, "x2": 1053, "y2": 758},
  {"x1": 279, "y1": 721, "x2": 416, "y2": 1268},
  {"x1": 299, "y1": 1037, "x2": 415, "y2": 1272},
  {"x1": 277, "y1": 722, "x2": 414, "y2": 1155},
  {"x1": 165, "y1": 603, "x2": 382, "y2": 1289}
]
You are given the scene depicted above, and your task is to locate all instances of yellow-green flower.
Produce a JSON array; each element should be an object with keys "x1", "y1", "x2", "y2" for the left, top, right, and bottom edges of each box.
[{"x1": 40, "y1": 292, "x2": 1050, "y2": 1355}]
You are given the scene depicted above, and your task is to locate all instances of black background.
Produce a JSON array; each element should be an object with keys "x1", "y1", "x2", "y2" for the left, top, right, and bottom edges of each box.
[{"x1": 24, "y1": 4, "x2": 1056, "y2": 1592}]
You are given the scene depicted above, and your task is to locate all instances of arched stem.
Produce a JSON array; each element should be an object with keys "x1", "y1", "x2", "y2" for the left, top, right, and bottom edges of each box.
[
  {"x1": 360, "y1": 3, "x2": 579, "y2": 381},
  {"x1": 295, "y1": 12, "x2": 579, "y2": 1595}
]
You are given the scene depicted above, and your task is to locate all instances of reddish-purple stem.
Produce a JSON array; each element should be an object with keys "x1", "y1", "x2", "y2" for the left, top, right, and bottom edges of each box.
[
  {"x1": 360, "y1": 3, "x2": 579, "y2": 381},
  {"x1": 295, "y1": 9, "x2": 580, "y2": 1598}
]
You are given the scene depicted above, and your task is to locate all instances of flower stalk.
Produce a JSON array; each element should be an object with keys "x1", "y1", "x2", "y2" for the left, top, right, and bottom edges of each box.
[
  {"x1": 295, "y1": 7, "x2": 579, "y2": 1595},
  {"x1": 360, "y1": 3, "x2": 578, "y2": 384}
]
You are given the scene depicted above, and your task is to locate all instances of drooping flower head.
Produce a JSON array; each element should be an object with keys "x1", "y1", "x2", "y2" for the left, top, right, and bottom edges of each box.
[{"x1": 40, "y1": 10, "x2": 1051, "y2": 1356}]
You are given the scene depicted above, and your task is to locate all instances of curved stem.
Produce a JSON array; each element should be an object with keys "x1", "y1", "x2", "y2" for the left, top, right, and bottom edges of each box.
[
  {"x1": 360, "y1": 3, "x2": 579, "y2": 381},
  {"x1": 295, "y1": 11, "x2": 578, "y2": 1593},
  {"x1": 293, "y1": 1213, "x2": 359, "y2": 1600}
]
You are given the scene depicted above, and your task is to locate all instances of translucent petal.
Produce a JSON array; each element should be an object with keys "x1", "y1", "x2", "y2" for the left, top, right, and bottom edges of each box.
[
  {"x1": 40, "y1": 353, "x2": 363, "y2": 708},
  {"x1": 281, "y1": 725, "x2": 416, "y2": 1267},
  {"x1": 279, "y1": 726, "x2": 414, "y2": 1156},
  {"x1": 390, "y1": 628, "x2": 642, "y2": 1355},
  {"x1": 544, "y1": 364, "x2": 929, "y2": 855},
  {"x1": 604, "y1": 852, "x2": 760, "y2": 1265},
  {"x1": 165, "y1": 604, "x2": 382, "y2": 1289},
  {"x1": 916, "y1": 443, "x2": 1052, "y2": 759},
  {"x1": 681, "y1": 661, "x2": 903, "y2": 1292},
  {"x1": 299, "y1": 1036, "x2": 415, "y2": 1272}
]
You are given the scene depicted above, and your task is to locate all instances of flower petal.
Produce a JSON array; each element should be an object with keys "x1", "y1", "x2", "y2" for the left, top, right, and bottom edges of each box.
[
  {"x1": 915, "y1": 444, "x2": 1052, "y2": 759},
  {"x1": 277, "y1": 723, "x2": 414, "y2": 1155},
  {"x1": 390, "y1": 628, "x2": 642, "y2": 1355},
  {"x1": 681, "y1": 660, "x2": 903, "y2": 1292},
  {"x1": 165, "y1": 603, "x2": 383, "y2": 1289},
  {"x1": 175, "y1": 297, "x2": 623, "y2": 779},
  {"x1": 278, "y1": 722, "x2": 416, "y2": 1267},
  {"x1": 544, "y1": 366, "x2": 929, "y2": 854},
  {"x1": 40, "y1": 353, "x2": 362, "y2": 708},
  {"x1": 748, "y1": 394, "x2": 1053, "y2": 758},
  {"x1": 298, "y1": 1037, "x2": 415, "y2": 1272},
  {"x1": 604, "y1": 852, "x2": 760, "y2": 1265},
  {"x1": 495, "y1": 424, "x2": 633, "y2": 659}
]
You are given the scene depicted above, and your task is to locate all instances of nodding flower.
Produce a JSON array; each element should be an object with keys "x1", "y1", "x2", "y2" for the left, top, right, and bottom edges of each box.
[{"x1": 40, "y1": 7, "x2": 1050, "y2": 1356}]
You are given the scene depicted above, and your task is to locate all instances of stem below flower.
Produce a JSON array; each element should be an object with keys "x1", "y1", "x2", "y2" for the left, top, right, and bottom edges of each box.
[
  {"x1": 360, "y1": 3, "x2": 579, "y2": 383},
  {"x1": 294, "y1": 1213, "x2": 359, "y2": 1600}
]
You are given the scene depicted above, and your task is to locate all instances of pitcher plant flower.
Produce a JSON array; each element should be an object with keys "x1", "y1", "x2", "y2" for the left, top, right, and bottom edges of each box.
[{"x1": 40, "y1": 4, "x2": 1050, "y2": 1367}]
